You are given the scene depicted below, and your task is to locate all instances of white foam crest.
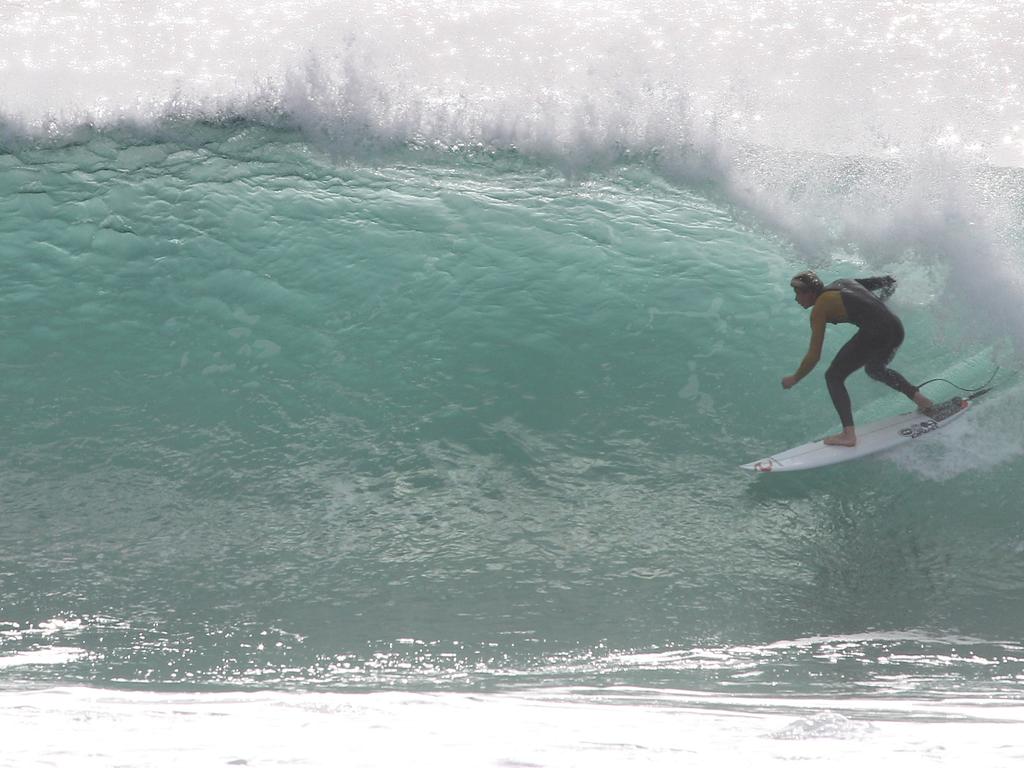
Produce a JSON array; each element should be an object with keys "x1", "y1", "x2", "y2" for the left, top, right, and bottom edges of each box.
[
  {"x1": 2, "y1": 685, "x2": 1022, "y2": 767},
  {"x1": 3, "y1": 0, "x2": 1023, "y2": 159},
  {"x1": 771, "y1": 711, "x2": 875, "y2": 741},
  {"x1": 0, "y1": 648, "x2": 88, "y2": 669}
]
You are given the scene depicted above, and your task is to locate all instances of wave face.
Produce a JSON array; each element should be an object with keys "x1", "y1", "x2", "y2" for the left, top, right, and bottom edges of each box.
[{"x1": 2, "y1": 0, "x2": 1023, "y2": 715}]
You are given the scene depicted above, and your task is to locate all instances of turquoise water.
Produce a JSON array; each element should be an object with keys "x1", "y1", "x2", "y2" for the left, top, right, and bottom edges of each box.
[{"x1": 2, "y1": 1, "x2": 1024, "y2": 765}]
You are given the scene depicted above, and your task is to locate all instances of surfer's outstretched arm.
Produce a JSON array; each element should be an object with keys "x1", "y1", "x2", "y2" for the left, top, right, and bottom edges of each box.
[{"x1": 782, "y1": 302, "x2": 827, "y2": 389}]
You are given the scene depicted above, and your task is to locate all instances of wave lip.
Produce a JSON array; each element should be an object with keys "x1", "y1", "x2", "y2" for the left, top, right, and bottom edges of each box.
[{"x1": 4, "y1": 0, "x2": 1024, "y2": 165}]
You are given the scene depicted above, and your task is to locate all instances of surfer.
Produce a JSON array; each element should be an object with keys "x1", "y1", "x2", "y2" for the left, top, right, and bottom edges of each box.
[{"x1": 782, "y1": 271, "x2": 933, "y2": 447}]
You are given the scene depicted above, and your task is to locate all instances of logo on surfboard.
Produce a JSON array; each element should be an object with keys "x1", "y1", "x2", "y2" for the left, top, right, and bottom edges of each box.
[
  {"x1": 898, "y1": 397, "x2": 969, "y2": 439},
  {"x1": 899, "y1": 420, "x2": 939, "y2": 439}
]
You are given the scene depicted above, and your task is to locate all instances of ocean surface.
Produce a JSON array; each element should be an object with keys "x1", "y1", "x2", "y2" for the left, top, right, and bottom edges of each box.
[{"x1": 2, "y1": 1, "x2": 1024, "y2": 765}]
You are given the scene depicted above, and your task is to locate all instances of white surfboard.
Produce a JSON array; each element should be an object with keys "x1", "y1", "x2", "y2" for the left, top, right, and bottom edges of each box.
[{"x1": 741, "y1": 393, "x2": 983, "y2": 473}]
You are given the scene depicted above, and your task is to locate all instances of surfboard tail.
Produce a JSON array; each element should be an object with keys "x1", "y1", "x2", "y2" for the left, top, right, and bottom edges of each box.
[{"x1": 966, "y1": 386, "x2": 993, "y2": 402}]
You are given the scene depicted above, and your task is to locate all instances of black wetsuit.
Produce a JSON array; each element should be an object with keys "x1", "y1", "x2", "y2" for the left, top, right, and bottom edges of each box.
[{"x1": 822, "y1": 278, "x2": 919, "y2": 427}]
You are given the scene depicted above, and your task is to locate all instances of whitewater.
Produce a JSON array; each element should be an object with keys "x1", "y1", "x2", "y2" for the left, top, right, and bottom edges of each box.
[{"x1": 2, "y1": 1, "x2": 1023, "y2": 765}]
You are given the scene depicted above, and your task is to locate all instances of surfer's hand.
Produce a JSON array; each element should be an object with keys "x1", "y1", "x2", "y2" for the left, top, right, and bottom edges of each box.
[{"x1": 781, "y1": 375, "x2": 798, "y2": 389}]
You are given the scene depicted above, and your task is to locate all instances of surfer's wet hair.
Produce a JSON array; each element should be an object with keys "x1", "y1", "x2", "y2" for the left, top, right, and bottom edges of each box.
[{"x1": 790, "y1": 270, "x2": 824, "y2": 293}]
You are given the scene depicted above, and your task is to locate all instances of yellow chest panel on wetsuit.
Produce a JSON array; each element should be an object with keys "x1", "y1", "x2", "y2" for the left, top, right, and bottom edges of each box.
[
  {"x1": 792, "y1": 291, "x2": 848, "y2": 381},
  {"x1": 811, "y1": 290, "x2": 847, "y2": 326}
]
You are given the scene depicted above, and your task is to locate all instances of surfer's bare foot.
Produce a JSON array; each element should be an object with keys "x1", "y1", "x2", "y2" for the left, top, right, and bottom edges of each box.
[
  {"x1": 913, "y1": 392, "x2": 934, "y2": 412},
  {"x1": 823, "y1": 428, "x2": 857, "y2": 447}
]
